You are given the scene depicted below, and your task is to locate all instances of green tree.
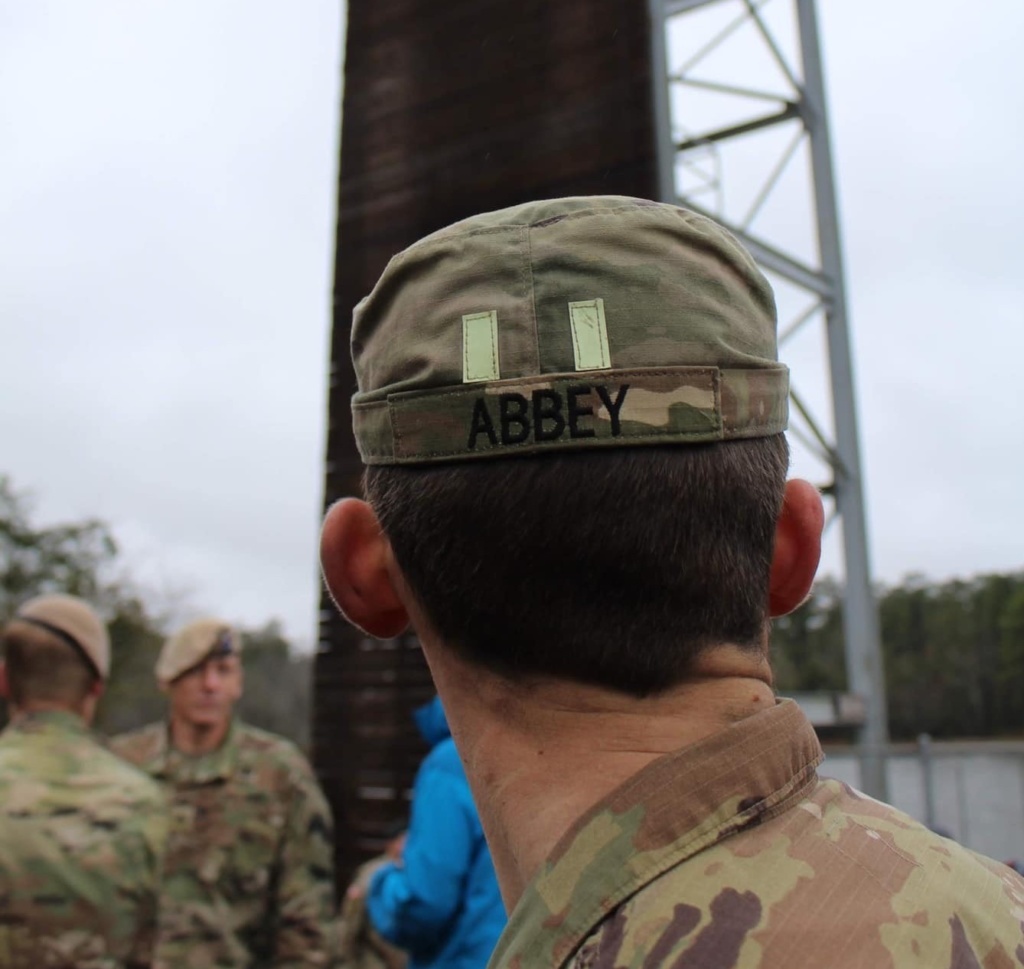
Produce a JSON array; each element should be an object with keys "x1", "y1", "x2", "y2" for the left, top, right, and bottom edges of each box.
[
  {"x1": 771, "y1": 577, "x2": 846, "y2": 693},
  {"x1": 1, "y1": 476, "x2": 132, "y2": 727},
  {"x1": 997, "y1": 584, "x2": 1024, "y2": 735},
  {"x1": 0, "y1": 475, "x2": 119, "y2": 620},
  {"x1": 0, "y1": 475, "x2": 315, "y2": 746},
  {"x1": 238, "y1": 620, "x2": 312, "y2": 750},
  {"x1": 773, "y1": 570, "x2": 1024, "y2": 740},
  {"x1": 95, "y1": 597, "x2": 166, "y2": 735}
]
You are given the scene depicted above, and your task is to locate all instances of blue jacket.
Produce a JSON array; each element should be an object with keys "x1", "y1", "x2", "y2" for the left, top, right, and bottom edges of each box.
[{"x1": 368, "y1": 697, "x2": 506, "y2": 969}]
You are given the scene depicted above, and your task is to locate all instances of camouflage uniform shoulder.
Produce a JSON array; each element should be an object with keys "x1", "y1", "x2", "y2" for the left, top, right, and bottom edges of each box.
[
  {"x1": 0, "y1": 714, "x2": 164, "y2": 809},
  {"x1": 233, "y1": 721, "x2": 317, "y2": 776},
  {"x1": 88, "y1": 733, "x2": 166, "y2": 804},
  {"x1": 0, "y1": 715, "x2": 168, "y2": 969},
  {"x1": 493, "y1": 702, "x2": 1024, "y2": 968},
  {"x1": 108, "y1": 720, "x2": 166, "y2": 769}
]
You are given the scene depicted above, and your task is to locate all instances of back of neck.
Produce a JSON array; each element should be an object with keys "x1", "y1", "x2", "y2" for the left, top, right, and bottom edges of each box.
[
  {"x1": 13, "y1": 700, "x2": 87, "y2": 723},
  {"x1": 430, "y1": 652, "x2": 774, "y2": 911}
]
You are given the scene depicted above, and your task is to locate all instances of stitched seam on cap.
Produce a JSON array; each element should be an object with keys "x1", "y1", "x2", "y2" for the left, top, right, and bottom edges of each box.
[
  {"x1": 383, "y1": 426, "x2": 733, "y2": 460},
  {"x1": 525, "y1": 224, "x2": 540, "y2": 378},
  {"x1": 388, "y1": 396, "x2": 405, "y2": 458},
  {"x1": 404, "y1": 203, "x2": 693, "y2": 250},
  {"x1": 386, "y1": 367, "x2": 722, "y2": 401}
]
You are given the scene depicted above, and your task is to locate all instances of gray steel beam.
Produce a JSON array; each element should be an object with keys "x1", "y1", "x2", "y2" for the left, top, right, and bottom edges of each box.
[
  {"x1": 675, "y1": 103, "x2": 800, "y2": 152},
  {"x1": 649, "y1": 0, "x2": 679, "y2": 205},
  {"x1": 664, "y1": 0, "x2": 722, "y2": 15},
  {"x1": 796, "y1": 0, "x2": 889, "y2": 799},
  {"x1": 651, "y1": 0, "x2": 889, "y2": 800},
  {"x1": 670, "y1": 76, "x2": 791, "y2": 102}
]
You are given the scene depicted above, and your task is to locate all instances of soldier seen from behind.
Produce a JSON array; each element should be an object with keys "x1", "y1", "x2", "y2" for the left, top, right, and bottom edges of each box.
[
  {"x1": 320, "y1": 196, "x2": 1024, "y2": 967},
  {"x1": 111, "y1": 618, "x2": 337, "y2": 968},
  {"x1": 0, "y1": 594, "x2": 168, "y2": 969}
]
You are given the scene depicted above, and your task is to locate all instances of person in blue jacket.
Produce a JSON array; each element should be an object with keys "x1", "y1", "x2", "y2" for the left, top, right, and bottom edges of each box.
[{"x1": 367, "y1": 695, "x2": 506, "y2": 969}]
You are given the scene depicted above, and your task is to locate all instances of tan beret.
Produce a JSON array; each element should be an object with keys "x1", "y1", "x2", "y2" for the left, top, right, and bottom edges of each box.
[
  {"x1": 155, "y1": 618, "x2": 241, "y2": 683},
  {"x1": 13, "y1": 594, "x2": 111, "y2": 679}
]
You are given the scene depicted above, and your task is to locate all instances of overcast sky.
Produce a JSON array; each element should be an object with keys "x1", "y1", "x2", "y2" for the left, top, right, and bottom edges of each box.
[{"x1": 2, "y1": 1, "x2": 1022, "y2": 647}]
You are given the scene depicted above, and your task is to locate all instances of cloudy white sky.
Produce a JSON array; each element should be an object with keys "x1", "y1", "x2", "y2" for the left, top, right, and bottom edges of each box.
[{"x1": 2, "y1": 1, "x2": 1022, "y2": 647}]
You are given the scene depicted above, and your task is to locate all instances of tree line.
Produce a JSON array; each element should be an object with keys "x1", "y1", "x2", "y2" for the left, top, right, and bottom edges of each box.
[
  {"x1": 0, "y1": 476, "x2": 313, "y2": 747},
  {"x1": 4, "y1": 474, "x2": 1023, "y2": 742},
  {"x1": 772, "y1": 573, "x2": 1024, "y2": 739}
]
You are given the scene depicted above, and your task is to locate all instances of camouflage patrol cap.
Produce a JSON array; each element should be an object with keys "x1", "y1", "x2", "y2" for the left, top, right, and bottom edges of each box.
[
  {"x1": 13, "y1": 594, "x2": 111, "y2": 678},
  {"x1": 351, "y1": 195, "x2": 788, "y2": 465},
  {"x1": 155, "y1": 618, "x2": 240, "y2": 683}
]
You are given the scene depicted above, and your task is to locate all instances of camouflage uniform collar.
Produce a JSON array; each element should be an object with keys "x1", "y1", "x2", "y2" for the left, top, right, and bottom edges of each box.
[
  {"x1": 157, "y1": 718, "x2": 241, "y2": 784},
  {"x1": 489, "y1": 698, "x2": 823, "y2": 969},
  {"x1": 7, "y1": 708, "x2": 91, "y2": 735}
]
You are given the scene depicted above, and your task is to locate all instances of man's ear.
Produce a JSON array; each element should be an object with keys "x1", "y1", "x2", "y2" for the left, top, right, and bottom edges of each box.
[
  {"x1": 769, "y1": 479, "x2": 824, "y2": 617},
  {"x1": 0, "y1": 662, "x2": 9, "y2": 701},
  {"x1": 320, "y1": 498, "x2": 410, "y2": 639}
]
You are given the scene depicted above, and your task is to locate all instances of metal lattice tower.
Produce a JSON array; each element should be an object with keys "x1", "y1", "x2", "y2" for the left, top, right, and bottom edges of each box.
[{"x1": 647, "y1": 0, "x2": 889, "y2": 797}]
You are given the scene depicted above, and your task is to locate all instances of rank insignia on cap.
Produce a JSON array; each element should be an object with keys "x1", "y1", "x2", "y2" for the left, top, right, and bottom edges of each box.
[{"x1": 210, "y1": 628, "x2": 235, "y2": 658}]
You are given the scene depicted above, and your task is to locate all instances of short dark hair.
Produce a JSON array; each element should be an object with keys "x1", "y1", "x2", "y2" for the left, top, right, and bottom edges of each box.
[
  {"x1": 1, "y1": 621, "x2": 98, "y2": 708},
  {"x1": 364, "y1": 436, "x2": 789, "y2": 697}
]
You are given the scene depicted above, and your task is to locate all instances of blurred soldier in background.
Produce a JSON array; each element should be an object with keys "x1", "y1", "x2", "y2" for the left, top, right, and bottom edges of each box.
[
  {"x1": 364, "y1": 695, "x2": 505, "y2": 969},
  {"x1": 0, "y1": 594, "x2": 168, "y2": 969},
  {"x1": 111, "y1": 618, "x2": 337, "y2": 968}
]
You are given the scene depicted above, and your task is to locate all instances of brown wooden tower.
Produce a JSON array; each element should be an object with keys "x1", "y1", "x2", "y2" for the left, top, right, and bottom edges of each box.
[{"x1": 315, "y1": 0, "x2": 660, "y2": 886}]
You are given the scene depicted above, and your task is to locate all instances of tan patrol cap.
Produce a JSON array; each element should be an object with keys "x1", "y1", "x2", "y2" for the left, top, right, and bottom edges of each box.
[
  {"x1": 155, "y1": 618, "x2": 241, "y2": 683},
  {"x1": 350, "y1": 196, "x2": 788, "y2": 465},
  {"x1": 13, "y1": 594, "x2": 111, "y2": 679}
]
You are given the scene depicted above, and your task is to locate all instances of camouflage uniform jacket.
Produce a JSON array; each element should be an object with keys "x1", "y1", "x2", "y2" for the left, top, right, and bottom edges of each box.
[
  {"x1": 337, "y1": 856, "x2": 407, "y2": 969},
  {"x1": 0, "y1": 710, "x2": 168, "y2": 969},
  {"x1": 489, "y1": 699, "x2": 1024, "y2": 969},
  {"x1": 111, "y1": 720, "x2": 336, "y2": 969}
]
